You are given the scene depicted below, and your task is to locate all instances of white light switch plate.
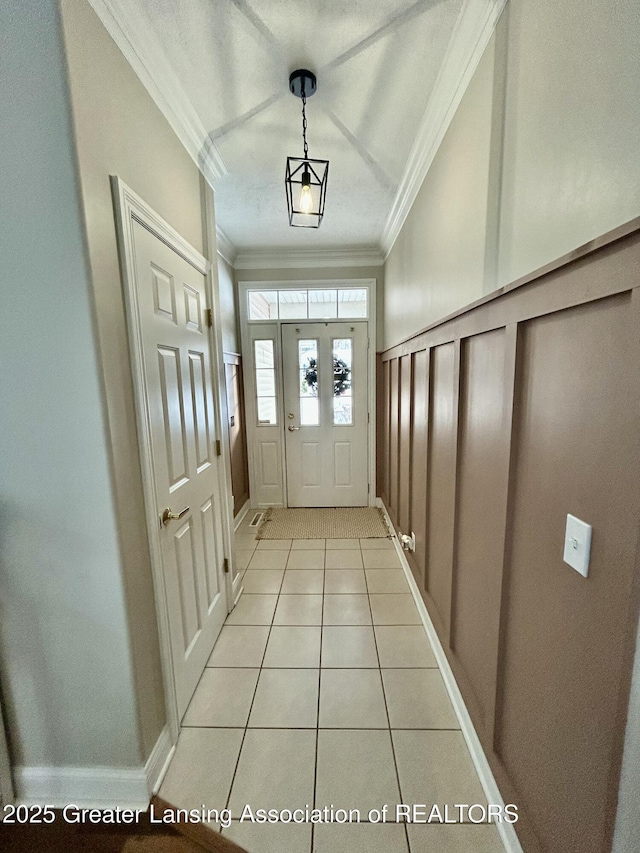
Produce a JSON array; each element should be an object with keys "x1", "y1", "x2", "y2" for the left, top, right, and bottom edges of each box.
[{"x1": 563, "y1": 514, "x2": 592, "y2": 578}]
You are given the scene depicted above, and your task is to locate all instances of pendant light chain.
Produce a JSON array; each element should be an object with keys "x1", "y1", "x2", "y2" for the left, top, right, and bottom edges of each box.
[
  {"x1": 286, "y1": 69, "x2": 328, "y2": 228},
  {"x1": 301, "y1": 92, "x2": 309, "y2": 159}
]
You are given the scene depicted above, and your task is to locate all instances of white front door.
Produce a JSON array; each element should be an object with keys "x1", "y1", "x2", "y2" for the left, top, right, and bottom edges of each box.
[
  {"x1": 133, "y1": 221, "x2": 227, "y2": 719},
  {"x1": 282, "y1": 322, "x2": 369, "y2": 506}
]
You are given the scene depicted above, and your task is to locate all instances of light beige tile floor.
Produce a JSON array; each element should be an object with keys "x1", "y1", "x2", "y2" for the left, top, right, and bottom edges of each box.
[{"x1": 161, "y1": 526, "x2": 505, "y2": 853}]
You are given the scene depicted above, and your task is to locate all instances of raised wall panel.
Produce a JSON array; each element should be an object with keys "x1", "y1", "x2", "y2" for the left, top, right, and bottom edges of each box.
[
  {"x1": 200, "y1": 498, "x2": 221, "y2": 609},
  {"x1": 152, "y1": 264, "x2": 175, "y2": 322},
  {"x1": 174, "y1": 520, "x2": 200, "y2": 654},
  {"x1": 388, "y1": 358, "x2": 400, "y2": 521},
  {"x1": 409, "y1": 349, "x2": 429, "y2": 587},
  {"x1": 184, "y1": 284, "x2": 202, "y2": 332},
  {"x1": 302, "y1": 442, "x2": 320, "y2": 487},
  {"x1": 189, "y1": 351, "x2": 211, "y2": 472},
  {"x1": 225, "y1": 357, "x2": 250, "y2": 515},
  {"x1": 380, "y1": 358, "x2": 390, "y2": 503},
  {"x1": 398, "y1": 355, "x2": 413, "y2": 533},
  {"x1": 334, "y1": 442, "x2": 352, "y2": 487},
  {"x1": 157, "y1": 346, "x2": 188, "y2": 490},
  {"x1": 425, "y1": 342, "x2": 457, "y2": 640},
  {"x1": 451, "y1": 329, "x2": 508, "y2": 733},
  {"x1": 259, "y1": 441, "x2": 279, "y2": 487},
  {"x1": 496, "y1": 294, "x2": 638, "y2": 853}
]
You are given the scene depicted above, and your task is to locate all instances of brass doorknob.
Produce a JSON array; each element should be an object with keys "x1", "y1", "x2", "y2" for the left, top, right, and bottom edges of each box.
[{"x1": 161, "y1": 506, "x2": 190, "y2": 526}]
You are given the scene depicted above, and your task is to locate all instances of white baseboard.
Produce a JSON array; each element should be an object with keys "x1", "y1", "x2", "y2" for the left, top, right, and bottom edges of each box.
[
  {"x1": 15, "y1": 765, "x2": 150, "y2": 810},
  {"x1": 232, "y1": 574, "x2": 244, "y2": 606},
  {"x1": 378, "y1": 501, "x2": 524, "y2": 853},
  {"x1": 14, "y1": 726, "x2": 175, "y2": 810},
  {"x1": 233, "y1": 499, "x2": 251, "y2": 531},
  {"x1": 145, "y1": 724, "x2": 174, "y2": 796}
]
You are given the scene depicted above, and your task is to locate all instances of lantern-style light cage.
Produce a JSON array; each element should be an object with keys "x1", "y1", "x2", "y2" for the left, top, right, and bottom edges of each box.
[
  {"x1": 285, "y1": 69, "x2": 329, "y2": 228},
  {"x1": 285, "y1": 157, "x2": 329, "y2": 228}
]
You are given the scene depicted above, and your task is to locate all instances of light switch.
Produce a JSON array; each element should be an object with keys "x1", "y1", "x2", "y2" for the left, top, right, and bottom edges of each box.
[{"x1": 563, "y1": 514, "x2": 592, "y2": 578}]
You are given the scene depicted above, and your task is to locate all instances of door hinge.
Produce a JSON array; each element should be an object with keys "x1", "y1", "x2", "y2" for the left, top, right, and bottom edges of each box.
[
  {"x1": 206, "y1": 308, "x2": 213, "y2": 328},
  {"x1": 215, "y1": 439, "x2": 222, "y2": 456},
  {"x1": 223, "y1": 557, "x2": 230, "y2": 574}
]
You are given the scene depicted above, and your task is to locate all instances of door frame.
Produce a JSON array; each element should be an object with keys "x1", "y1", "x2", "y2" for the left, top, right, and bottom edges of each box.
[
  {"x1": 111, "y1": 177, "x2": 233, "y2": 741},
  {"x1": 239, "y1": 280, "x2": 377, "y2": 508}
]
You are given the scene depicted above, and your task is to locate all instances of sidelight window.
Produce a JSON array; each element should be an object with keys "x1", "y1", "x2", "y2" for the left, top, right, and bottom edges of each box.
[{"x1": 254, "y1": 339, "x2": 277, "y2": 425}]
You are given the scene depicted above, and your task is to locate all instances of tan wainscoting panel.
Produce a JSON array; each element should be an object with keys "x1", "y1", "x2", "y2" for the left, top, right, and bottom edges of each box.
[
  {"x1": 450, "y1": 327, "x2": 510, "y2": 739},
  {"x1": 495, "y1": 292, "x2": 639, "y2": 853},
  {"x1": 376, "y1": 353, "x2": 387, "y2": 502},
  {"x1": 388, "y1": 357, "x2": 400, "y2": 525},
  {"x1": 408, "y1": 349, "x2": 429, "y2": 589},
  {"x1": 378, "y1": 222, "x2": 640, "y2": 853},
  {"x1": 224, "y1": 354, "x2": 249, "y2": 516},
  {"x1": 398, "y1": 354, "x2": 413, "y2": 533},
  {"x1": 424, "y1": 341, "x2": 458, "y2": 643}
]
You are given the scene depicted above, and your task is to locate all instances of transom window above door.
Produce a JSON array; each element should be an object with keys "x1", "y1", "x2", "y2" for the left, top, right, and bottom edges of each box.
[{"x1": 248, "y1": 287, "x2": 368, "y2": 321}]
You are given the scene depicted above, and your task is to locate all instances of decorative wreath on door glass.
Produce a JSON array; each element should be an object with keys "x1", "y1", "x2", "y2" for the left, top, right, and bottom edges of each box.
[{"x1": 303, "y1": 357, "x2": 351, "y2": 396}]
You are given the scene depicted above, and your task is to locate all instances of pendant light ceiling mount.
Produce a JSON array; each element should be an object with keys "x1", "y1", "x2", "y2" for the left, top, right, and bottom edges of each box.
[
  {"x1": 289, "y1": 69, "x2": 317, "y2": 99},
  {"x1": 285, "y1": 68, "x2": 328, "y2": 229}
]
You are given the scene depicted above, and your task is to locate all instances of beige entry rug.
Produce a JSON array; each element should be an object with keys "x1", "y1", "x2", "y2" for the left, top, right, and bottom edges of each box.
[{"x1": 257, "y1": 507, "x2": 390, "y2": 540}]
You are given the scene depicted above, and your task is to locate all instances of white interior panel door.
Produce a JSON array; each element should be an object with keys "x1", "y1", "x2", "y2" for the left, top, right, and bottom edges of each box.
[
  {"x1": 133, "y1": 221, "x2": 227, "y2": 719},
  {"x1": 282, "y1": 322, "x2": 368, "y2": 506}
]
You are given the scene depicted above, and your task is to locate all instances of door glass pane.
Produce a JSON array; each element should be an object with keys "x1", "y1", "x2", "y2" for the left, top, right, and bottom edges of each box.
[
  {"x1": 301, "y1": 398, "x2": 319, "y2": 426},
  {"x1": 257, "y1": 397, "x2": 277, "y2": 425},
  {"x1": 254, "y1": 339, "x2": 277, "y2": 424},
  {"x1": 249, "y1": 291, "x2": 278, "y2": 320},
  {"x1": 308, "y1": 289, "x2": 338, "y2": 318},
  {"x1": 255, "y1": 369, "x2": 275, "y2": 396},
  {"x1": 254, "y1": 338, "x2": 275, "y2": 368},
  {"x1": 333, "y1": 338, "x2": 352, "y2": 425},
  {"x1": 279, "y1": 290, "x2": 308, "y2": 319},
  {"x1": 299, "y1": 339, "x2": 319, "y2": 425},
  {"x1": 333, "y1": 397, "x2": 353, "y2": 425},
  {"x1": 338, "y1": 289, "x2": 368, "y2": 318}
]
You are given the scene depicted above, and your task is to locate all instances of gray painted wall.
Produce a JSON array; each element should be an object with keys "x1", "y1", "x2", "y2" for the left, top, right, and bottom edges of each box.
[
  {"x1": 0, "y1": 0, "x2": 140, "y2": 768},
  {"x1": 383, "y1": 0, "x2": 640, "y2": 346}
]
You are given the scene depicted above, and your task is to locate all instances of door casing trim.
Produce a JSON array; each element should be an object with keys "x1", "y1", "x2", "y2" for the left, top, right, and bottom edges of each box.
[{"x1": 111, "y1": 176, "x2": 231, "y2": 745}]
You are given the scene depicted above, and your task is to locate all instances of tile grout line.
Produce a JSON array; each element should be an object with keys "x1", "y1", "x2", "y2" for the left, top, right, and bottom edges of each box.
[
  {"x1": 364, "y1": 560, "x2": 412, "y2": 853},
  {"x1": 221, "y1": 540, "x2": 286, "y2": 821},
  {"x1": 181, "y1": 724, "x2": 460, "y2": 731},
  {"x1": 310, "y1": 550, "x2": 326, "y2": 853}
]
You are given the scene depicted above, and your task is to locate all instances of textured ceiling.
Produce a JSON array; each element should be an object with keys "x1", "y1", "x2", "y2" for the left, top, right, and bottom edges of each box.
[{"x1": 133, "y1": 0, "x2": 465, "y2": 252}]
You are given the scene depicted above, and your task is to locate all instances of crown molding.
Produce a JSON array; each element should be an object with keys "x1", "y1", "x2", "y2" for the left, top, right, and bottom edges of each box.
[
  {"x1": 380, "y1": 0, "x2": 507, "y2": 259},
  {"x1": 233, "y1": 246, "x2": 385, "y2": 271},
  {"x1": 86, "y1": 0, "x2": 227, "y2": 186},
  {"x1": 215, "y1": 227, "x2": 237, "y2": 266}
]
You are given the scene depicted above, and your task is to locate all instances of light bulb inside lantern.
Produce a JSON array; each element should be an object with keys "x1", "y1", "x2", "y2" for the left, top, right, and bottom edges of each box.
[{"x1": 300, "y1": 168, "x2": 312, "y2": 213}]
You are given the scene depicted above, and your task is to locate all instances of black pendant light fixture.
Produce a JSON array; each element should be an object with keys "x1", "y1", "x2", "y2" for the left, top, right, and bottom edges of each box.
[{"x1": 285, "y1": 69, "x2": 329, "y2": 228}]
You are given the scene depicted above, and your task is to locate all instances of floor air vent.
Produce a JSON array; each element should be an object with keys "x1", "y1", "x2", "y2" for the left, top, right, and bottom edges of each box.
[{"x1": 249, "y1": 512, "x2": 264, "y2": 528}]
